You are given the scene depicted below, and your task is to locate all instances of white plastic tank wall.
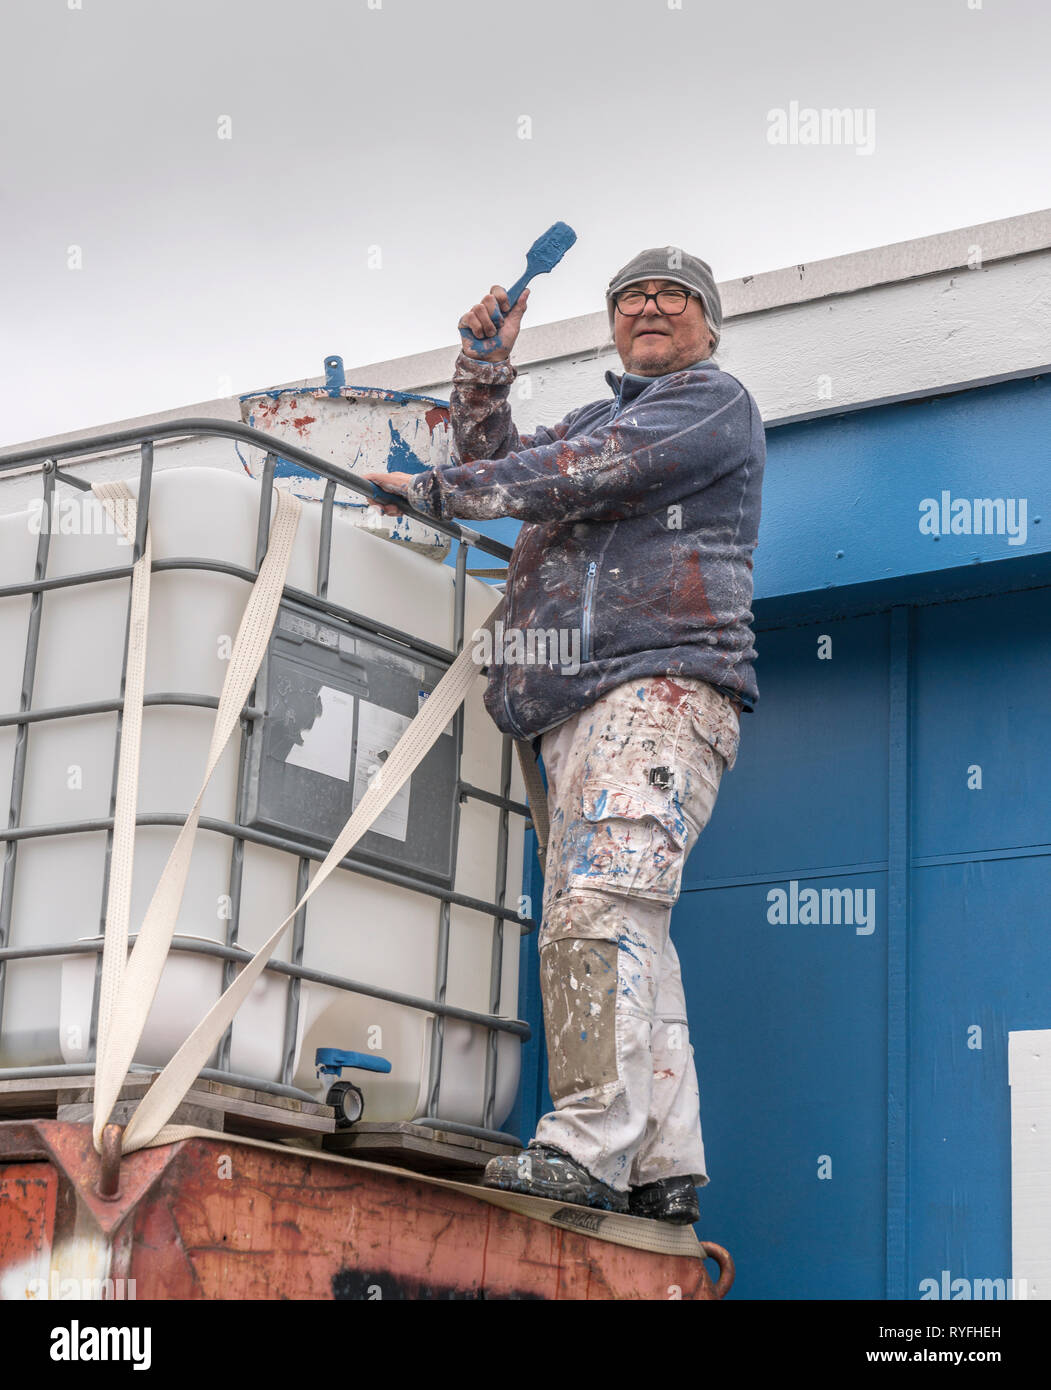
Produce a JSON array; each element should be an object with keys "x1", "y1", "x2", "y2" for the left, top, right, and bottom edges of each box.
[{"x1": 0, "y1": 466, "x2": 526, "y2": 1129}]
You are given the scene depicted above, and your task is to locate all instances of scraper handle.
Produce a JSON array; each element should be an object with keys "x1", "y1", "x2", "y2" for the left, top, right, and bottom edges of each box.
[
  {"x1": 459, "y1": 221, "x2": 577, "y2": 356},
  {"x1": 369, "y1": 481, "x2": 408, "y2": 508}
]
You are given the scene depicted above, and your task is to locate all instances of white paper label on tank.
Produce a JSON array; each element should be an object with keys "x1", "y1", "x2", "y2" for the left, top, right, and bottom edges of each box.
[
  {"x1": 352, "y1": 700, "x2": 412, "y2": 840},
  {"x1": 284, "y1": 685, "x2": 355, "y2": 781}
]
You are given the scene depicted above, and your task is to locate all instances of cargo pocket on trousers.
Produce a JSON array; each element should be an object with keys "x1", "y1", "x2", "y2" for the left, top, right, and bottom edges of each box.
[
  {"x1": 540, "y1": 937, "x2": 620, "y2": 1103},
  {"x1": 674, "y1": 723, "x2": 726, "y2": 843},
  {"x1": 687, "y1": 694, "x2": 740, "y2": 773},
  {"x1": 566, "y1": 782, "x2": 691, "y2": 905}
]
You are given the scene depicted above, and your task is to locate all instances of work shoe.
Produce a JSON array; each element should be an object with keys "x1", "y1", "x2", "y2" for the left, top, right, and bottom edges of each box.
[
  {"x1": 481, "y1": 1143, "x2": 629, "y2": 1214},
  {"x1": 628, "y1": 1177, "x2": 700, "y2": 1225}
]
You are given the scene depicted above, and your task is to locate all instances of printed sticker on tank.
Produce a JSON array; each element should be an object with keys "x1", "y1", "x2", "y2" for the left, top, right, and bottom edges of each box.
[
  {"x1": 352, "y1": 700, "x2": 412, "y2": 841},
  {"x1": 284, "y1": 685, "x2": 355, "y2": 781}
]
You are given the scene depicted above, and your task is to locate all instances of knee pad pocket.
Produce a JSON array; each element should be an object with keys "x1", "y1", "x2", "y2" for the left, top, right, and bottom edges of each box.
[{"x1": 539, "y1": 936, "x2": 620, "y2": 1103}]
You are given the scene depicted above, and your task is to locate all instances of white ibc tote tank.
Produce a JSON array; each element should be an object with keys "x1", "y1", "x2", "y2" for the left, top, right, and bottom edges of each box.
[{"x1": 0, "y1": 459, "x2": 529, "y2": 1134}]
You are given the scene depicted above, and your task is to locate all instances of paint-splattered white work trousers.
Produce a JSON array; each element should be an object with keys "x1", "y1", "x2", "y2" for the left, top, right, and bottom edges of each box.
[{"x1": 530, "y1": 675, "x2": 741, "y2": 1194}]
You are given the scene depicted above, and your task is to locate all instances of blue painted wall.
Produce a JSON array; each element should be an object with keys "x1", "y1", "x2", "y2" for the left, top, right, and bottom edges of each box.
[{"x1": 495, "y1": 372, "x2": 1051, "y2": 1298}]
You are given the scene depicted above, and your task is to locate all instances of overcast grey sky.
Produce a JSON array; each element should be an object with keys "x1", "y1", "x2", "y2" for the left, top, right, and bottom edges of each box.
[{"x1": 2, "y1": 0, "x2": 1049, "y2": 447}]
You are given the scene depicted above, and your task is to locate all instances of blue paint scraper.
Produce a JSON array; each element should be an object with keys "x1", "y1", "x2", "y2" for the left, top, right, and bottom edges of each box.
[
  {"x1": 459, "y1": 220, "x2": 578, "y2": 355},
  {"x1": 370, "y1": 221, "x2": 577, "y2": 507}
]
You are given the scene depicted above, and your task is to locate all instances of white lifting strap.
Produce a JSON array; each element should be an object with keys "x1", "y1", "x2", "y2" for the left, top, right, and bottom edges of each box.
[
  {"x1": 90, "y1": 480, "x2": 301, "y2": 1151},
  {"x1": 514, "y1": 738, "x2": 548, "y2": 875},
  {"x1": 90, "y1": 480, "x2": 550, "y2": 1155}
]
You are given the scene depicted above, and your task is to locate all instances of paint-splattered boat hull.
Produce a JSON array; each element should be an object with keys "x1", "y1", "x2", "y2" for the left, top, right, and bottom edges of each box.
[
  {"x1": 0, "y1": 1121, "x2": 730, "y2": 1301},
  {"x1": 238, "y1": 386, "x2": 453, "y2": 559}
]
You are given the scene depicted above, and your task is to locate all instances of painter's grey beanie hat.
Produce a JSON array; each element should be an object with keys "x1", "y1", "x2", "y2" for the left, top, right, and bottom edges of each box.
[{"x1": 606, "y1": 247, "x2": 723, "y2": 351}]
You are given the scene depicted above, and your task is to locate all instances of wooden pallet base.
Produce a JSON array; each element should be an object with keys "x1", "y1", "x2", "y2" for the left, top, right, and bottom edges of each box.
[
  {"x1": 323, "y1": 1120, "x2": 519, "y2": 1175},
  {"x1": 0, "y1": 1075, "x2": 520, "y2": 1176},
  {"x1": 0, "y1": 1073, "x2": 334, "y2": 1142}
]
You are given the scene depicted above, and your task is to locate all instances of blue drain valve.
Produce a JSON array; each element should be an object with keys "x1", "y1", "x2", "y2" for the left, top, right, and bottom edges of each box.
[
  {"x1": 315, "y1": 1047, "x2": 392, "y2": 1076},
  {"x1": 315, "y1": 1047, "x2": 392, "y2": 1128}
]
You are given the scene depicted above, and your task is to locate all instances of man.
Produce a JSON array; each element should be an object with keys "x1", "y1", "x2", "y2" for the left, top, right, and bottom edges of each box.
[{"x1": 363, "y1": 247, "x2": 765, "y2": 1223}]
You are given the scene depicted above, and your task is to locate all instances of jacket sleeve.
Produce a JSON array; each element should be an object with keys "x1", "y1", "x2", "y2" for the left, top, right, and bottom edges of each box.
[
  {"x1": 407, "y1": 369, "x2": 751, "y2": 524},
  {"x1": 445, "y1": 349, "x2": 574, "y2": 462}
]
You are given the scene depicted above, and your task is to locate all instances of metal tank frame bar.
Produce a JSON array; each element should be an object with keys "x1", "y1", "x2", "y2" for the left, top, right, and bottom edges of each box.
[{"x1": 0, "y1": 420, "x2": 537, "y2": 1148}]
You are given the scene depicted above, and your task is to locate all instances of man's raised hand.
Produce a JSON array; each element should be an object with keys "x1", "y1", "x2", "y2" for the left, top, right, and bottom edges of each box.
[{"x1": 458, "y1": 285, "x2": 530, "y2": 362}]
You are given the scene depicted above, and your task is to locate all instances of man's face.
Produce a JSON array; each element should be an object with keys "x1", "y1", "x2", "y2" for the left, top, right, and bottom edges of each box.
[{"x1": 612, "y1": 278, "x2": 713, "y2": 376}]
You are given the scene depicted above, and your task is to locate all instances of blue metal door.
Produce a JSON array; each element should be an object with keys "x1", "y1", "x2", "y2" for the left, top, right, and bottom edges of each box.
[
  {"x1": 505, "y1": 373, "x2": 1051, "y2": 1298},
  {"x1": 584, "y1": 584, "x2": 1047, "y2": 1300}
]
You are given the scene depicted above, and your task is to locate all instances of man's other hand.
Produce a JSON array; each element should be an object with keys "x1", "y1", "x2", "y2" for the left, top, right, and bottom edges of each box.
[
  {"x1": 362, "y1": 471, "x2": 414, "y2": 514},
  {"x1": 458, "y1": 285, "x2": 530, "y2": 362}
]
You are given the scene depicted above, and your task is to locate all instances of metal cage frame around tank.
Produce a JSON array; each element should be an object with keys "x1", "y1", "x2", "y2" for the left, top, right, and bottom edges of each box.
[{"x1": 0, "y1": 419, "x2": 536, "y2": 1146}]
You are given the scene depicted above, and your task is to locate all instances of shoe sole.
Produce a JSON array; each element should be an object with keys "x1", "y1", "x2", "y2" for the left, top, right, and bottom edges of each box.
[
  {"x1": 629, "y1": 1208, "x2": 699, "y2": 1225},
  {"x1": 482, "y1": 1172, "x2": 628, "y2": 1214}
]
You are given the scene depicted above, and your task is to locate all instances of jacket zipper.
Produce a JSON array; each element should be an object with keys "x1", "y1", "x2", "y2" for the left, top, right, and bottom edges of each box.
[{"x1": 581, "y1": 560, "x2": 598, "y2": 663}]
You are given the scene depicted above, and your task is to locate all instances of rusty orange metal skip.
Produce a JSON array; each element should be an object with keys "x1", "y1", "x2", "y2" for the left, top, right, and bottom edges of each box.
[{"x1": 0, "y1": 1121, "x2": 733, "y2": 1301}]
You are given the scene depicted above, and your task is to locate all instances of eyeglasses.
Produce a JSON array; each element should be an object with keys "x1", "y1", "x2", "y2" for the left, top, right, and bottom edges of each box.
[{"x1": 613, "y1": 287, "x2": 694, "y2": 316}]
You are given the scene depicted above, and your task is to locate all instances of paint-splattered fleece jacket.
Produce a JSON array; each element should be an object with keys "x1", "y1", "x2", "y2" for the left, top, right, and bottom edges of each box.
[{"x1": 405, "y1": 350, "x2": 765, "y2": 745}]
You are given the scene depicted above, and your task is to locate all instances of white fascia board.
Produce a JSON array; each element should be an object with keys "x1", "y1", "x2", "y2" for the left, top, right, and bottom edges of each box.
[{"x1": 375, "y1": 248, "x2": 1051, "y2": 438}]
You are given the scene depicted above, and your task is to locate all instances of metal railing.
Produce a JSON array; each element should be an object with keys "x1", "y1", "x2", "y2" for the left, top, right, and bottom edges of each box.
[{"x1": 0, "y1": 419, "x2": 535, "y2": 1146}]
